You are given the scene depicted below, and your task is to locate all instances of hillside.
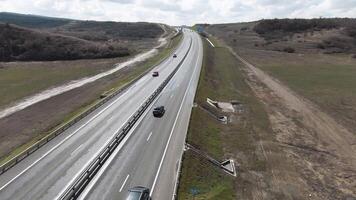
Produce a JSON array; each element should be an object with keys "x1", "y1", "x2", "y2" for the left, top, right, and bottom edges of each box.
[
  {"x1": 53, "y1": 21, "x2": 164, "y2": 41},
  {"x1": 0, "y1": 23, "x2": 129, "y2": 61},
  {"x1": 0, "y1": 12, "x2": 164, "y2": 61},
  {"x1": 203, "y1": 18, "x2": 356, "y2": 54},
  {"x1": 0, "y1": 12, "x2": 71, "y2": 29}
]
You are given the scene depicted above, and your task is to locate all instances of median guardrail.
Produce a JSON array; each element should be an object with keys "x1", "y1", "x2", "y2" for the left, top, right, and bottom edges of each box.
[
  {"x1": 0, "y1": 33, "x2": 184, "y2": 176},
  {"x1": 59, "y1": 38, "x2": 192, "y2": 200}
]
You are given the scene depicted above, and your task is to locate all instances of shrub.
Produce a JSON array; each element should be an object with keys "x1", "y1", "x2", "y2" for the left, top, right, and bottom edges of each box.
[
  {"x1": 254, "y1": 18, "x2": 356, "y2": 40},
  {"x1": 283, "y1": 47, "x2": 295, "y2": 53},
  {"x1": 346, "y1": 25, "x2": 356, "y2": 37},
  {"x1": 0, "y1": 24, "x2": 130, "y2": 61},
  {"x1": 317, "y1": 43, "x2": 325, "y2": 49}
]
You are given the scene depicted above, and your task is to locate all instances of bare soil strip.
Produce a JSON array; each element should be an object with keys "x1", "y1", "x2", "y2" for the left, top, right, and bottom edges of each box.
[{"x1": 228, "y1": 47, "x2": 356, "y2": 199}]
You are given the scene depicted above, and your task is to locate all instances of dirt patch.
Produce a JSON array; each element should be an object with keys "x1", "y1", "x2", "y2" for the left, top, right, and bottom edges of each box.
[{"x1": 232, "y1": 50, "x2": 356, "y2": 199}]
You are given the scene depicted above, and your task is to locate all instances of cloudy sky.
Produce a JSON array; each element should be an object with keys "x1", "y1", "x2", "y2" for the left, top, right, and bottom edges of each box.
[{"x1": 0, "y1": 0, "x2": 356, "y2": 25}]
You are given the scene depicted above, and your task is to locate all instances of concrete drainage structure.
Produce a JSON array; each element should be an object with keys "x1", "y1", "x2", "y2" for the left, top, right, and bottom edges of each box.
[
  {"x1": 185, "y1": 143, "x2": 237, "y2": 177},
  {"x1": 217, "y1": 116, "x2": 228, "y2": 124},
  {"x1": 207, "y1": 98, "x2": 235, "y2": 112}
]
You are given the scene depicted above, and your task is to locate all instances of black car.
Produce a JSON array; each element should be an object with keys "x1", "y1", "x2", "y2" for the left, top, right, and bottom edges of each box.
[
  {"x1": 126, "y1": 186, "x2": 151, "y2": 200},
  {"x1": 152, "y1": 71, "x2": 159, "y2": 77},
  {"x1": 173, "y1": 54, "x2": 177, "y2": 58},
  {"x1": 153, "y1": 106, "x2": 165, "y2": 117}
]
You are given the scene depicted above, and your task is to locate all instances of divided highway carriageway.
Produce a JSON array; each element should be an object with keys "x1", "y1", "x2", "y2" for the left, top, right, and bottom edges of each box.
[{"x1": 0, "y1": 29, "x2": 203, "y2": 200}]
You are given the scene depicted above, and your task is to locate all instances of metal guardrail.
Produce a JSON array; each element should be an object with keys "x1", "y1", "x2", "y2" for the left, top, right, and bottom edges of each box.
[
  {"x1": 59, "y1": 38, "x2": 192, "y2": 200},
  {"x1": 0, "y1": 34, "x2": 184, "y2": 176}
]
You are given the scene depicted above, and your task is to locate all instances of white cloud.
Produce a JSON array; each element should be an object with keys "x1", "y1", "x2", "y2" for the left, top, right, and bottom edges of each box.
[{"x1": 0, "y1": 0, "x2": 355, "y2": 25}]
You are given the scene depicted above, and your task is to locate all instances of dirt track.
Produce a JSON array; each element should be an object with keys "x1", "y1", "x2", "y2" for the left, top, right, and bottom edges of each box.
[{"x1": 229, "y1": 48, "x2": 356, "y2": 199}]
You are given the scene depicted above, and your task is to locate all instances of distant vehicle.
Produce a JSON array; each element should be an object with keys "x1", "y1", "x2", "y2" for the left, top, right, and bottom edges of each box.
[
  {"x1": 173, "y1": 54, "x2": 177, "y2": 58},
  {"x1": 152, "y1": 71, "x2": 159, "y2": 77},
  {"x1": 153, "y1": 106, "x2": 165, "y2": 117},
  {"x1": 126, "y1": 186, "x2": 151, "y2": 200}
]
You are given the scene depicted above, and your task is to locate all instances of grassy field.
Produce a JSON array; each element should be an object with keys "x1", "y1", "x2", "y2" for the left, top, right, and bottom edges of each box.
[
  {"x1": 0, "y1": 32, "x2": 182, "y2": 166},
  {"x1": 204, "y1": 22, "x2": 356, "y2": 198},
  {"x1": 206, "y1": 21, "x2": 356, "y2": 132},
  {"x1": 240, "y1": 50, "x2": 356, "y2": 132},
  {"x1": 0, "y1": 57, "x2": 127, "y2": 109},
  {"x1": 178, "y1": 36, "x2": 280, "y2": 199}
]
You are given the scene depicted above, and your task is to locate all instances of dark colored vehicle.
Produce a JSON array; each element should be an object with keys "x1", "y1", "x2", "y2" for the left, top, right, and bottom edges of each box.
[
  {"x1": 153, "y1": 106, "x2": 165, "y2": 117},
  {"x1": 152, "y1": 71, "x2": 159, "y2": 77},
  {"x1": 173, "y1": 53, "x2": 177, "y2": 58},
  {"x1": 126, "y1": 186, "x2": 151, "y2": 200}
]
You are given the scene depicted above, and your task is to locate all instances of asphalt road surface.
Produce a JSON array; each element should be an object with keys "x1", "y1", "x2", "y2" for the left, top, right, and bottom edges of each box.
[{"x1": 0, "y1": 29, "x2": 203, "y2": 200}]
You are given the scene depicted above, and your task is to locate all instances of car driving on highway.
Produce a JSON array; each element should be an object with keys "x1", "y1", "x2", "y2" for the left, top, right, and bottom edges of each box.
[
  {"x1": 126, "y1": 186, "x2": 151, "y2": 200},
  {"x1": 152, "y1": 71, "x2": 159, "y2": 77},
  {"x1": 173, "y1": 53, "x2": 177, "y2": 58},
  {"x1": 153, "y1": 106, "x2": 165, "y2": 117}
]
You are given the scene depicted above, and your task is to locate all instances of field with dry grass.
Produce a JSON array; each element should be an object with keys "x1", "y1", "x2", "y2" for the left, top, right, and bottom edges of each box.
[
  {"x1": 0, "y1": 57, "x2": 128, "y2": 109},
  {"x1": 199, "y1": 19, "x2": 356, "y2": 199}
]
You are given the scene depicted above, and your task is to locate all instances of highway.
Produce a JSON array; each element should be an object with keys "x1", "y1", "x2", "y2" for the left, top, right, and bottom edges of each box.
[{"x1": 0, "y1": 29, "x2": 203, "y2": 200}]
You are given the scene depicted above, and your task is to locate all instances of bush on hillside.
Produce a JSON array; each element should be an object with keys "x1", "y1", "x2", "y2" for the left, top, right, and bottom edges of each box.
[
  {"x1": 283, "y1": 47, "x2": 295, "y2": 53},
  {"x1": 0, "y1": 24, "x2": 130, "y2": 61},
  {"x1": 254, "y1": 18, "x2": 356, "y2": 40}
]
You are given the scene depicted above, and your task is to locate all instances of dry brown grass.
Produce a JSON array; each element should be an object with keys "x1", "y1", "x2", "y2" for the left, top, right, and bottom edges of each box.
[{"x1": 204, "y1": 21, "x2": 356, "y2": 199}]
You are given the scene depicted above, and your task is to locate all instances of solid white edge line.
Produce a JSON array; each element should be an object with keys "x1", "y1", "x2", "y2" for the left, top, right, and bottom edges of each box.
[
  {"x1": 119, "y1": 174, "x2": 130, "y2": 192},
  {"x1": 171, "y1": 34, "x2": 202, "y2": 200},
  {"x1": 79, "y1": 33, "x2": 193, "y2": 200},
  {"x1": 206, "y1": 38, "x2": 215, "y2": 47},
  {"x1": 55, "y1": 68, "x2": 179, "y2": 200},
  {"x1": 58, "y1": 34, "x2": 191, "y2": 200},
  {"x1": 150, "y1": 33, "x2": 199, "y2": 197},
  {"x1": 0, "y1": 86, "x2": 134, "y2": 191},
  {"x1": 0, "y1": 35, "x2": 189, "y2": 192},
  {"x1": 77, "y1": 80, "x2": 167, "y2": 200}
]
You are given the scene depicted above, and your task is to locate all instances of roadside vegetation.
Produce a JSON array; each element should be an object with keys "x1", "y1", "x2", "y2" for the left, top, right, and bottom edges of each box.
[
  {"x1": 254, "y1": 18, "x2": 356, "y2": 39},
  {"x1": 245, "y1": 52, "x2": 356, "y2": 131},
  {"x1": 0, "y1": 12, "x2": 177, "y2": 166},
  {"x1": 0, "y1": 23, "x2": 129, "y2": 61},
  {"x1": 0, "y1": 12, "x2": 166, "y2": 109},
  {"x1": 0, "y1": 31, "x2": 183, "y2": 167},
  {"x1": 203, "y1": 19, "x2": 356, "y2": 199},
  {"x1": 204, "y1": 19, "x2": 356, "y2": 134},
  {"x1": 0, "y1": 57, "x2": 125, "y2": 109},
  {"x1": 178, "y1": 36, "x2": 286, "y2": 199}
]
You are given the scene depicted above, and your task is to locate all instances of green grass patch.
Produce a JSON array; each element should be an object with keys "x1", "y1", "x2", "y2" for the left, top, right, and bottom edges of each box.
[{"x1": 178, "y1": 152, "x2": 235, "y2": 200}]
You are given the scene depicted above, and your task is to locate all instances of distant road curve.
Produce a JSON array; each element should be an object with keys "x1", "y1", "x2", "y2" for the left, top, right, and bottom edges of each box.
[{"x1": 0, "y1": 37, "x2": 167, "y2": 120}]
